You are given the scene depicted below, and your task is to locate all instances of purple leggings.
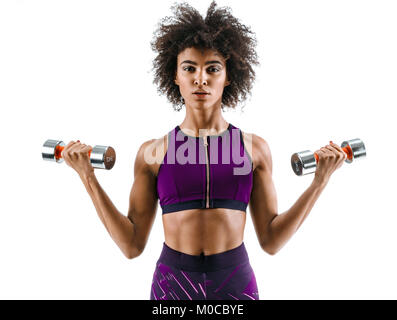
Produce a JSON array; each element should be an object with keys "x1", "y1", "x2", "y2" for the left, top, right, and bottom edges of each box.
[{"x1": 150, "y1": 242, "x2": 259, "y2": 300}]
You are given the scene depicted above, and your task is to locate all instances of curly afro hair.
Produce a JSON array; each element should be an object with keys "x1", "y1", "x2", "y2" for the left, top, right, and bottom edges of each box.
[{"x1": 150, "y1": 1, "x2": 259, "y2": 112}]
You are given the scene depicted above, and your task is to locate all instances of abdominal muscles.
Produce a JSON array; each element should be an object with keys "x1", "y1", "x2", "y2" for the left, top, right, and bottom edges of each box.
[{"x1": 162, "y1": 208, "x2": 246, "y2": 255}]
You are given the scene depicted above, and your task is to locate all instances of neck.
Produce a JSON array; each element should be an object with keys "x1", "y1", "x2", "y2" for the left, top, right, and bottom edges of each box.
[{"x1": 180, "y1": 100, "x2": 229, "y2": 137}]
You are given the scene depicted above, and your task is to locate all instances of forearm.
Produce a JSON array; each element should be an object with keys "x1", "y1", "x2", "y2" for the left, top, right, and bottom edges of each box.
[
  {"x1": 266, "y1": 179, "x2": 328, "y2": 254},
  {"x1": 79, "y1": 172, "x2": 139, "y2": 258}
]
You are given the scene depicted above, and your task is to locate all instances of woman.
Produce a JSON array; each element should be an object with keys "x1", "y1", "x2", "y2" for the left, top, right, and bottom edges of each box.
[{"x1": 61, "y1": 1, "x2": 347, "y2": 300}]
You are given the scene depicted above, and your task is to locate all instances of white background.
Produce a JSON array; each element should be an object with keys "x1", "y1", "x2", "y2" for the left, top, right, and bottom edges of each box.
[{"x1": 0, "y1": 0, "x2": 396, "y2": 299}]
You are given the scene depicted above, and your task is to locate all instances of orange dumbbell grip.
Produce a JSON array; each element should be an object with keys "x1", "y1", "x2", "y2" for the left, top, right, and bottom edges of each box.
[
  {"x1": 55, "y1": 145, "x2": 92, "y2": 161},
  {"x1": 314, "y1": 145, "x2": 353, "y2": 162}
]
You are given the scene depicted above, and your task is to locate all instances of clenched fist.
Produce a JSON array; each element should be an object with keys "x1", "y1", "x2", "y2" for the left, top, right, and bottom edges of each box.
[
  {"x1": 314, "y1": 141, "x2": 347, "y2": 185},
  {"x1": 61, "y1": 140, "x2": 94, "y2": 178}
]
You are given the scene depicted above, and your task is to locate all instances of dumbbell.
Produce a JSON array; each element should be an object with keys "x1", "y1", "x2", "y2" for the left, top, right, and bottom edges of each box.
[
  {"x1": 42, "y1": 139, "x2": 116, "y2": 170},
  {"x1": 291, "y1": 138, "x2": 366, "y2": 176}
]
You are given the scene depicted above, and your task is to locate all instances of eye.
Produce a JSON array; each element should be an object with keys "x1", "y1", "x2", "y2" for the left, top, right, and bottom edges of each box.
[
  {"x1": 208, "y1": 66, "x2": 220, "y2": 72},
  {"x1": 183, "y1": 66, "x2": 195, "y2": 72}
]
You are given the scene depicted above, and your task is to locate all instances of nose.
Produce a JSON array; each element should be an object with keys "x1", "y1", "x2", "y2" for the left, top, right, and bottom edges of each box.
[
  {"x1": 194, "y1": 72, "x2": 208, "y2": 86},
  {"x1": 194, "y1": 79, "x2": 207, "y2": 86}
]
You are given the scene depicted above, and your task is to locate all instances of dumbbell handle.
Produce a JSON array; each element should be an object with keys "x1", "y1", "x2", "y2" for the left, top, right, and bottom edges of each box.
[
  {"x1": 313, "y1": 145, "x2": 353, "y2": 162},
  {"x1": 42, "y1": 139, "x2": 116, "y2": 170},
  {"x1": 54, "y1": 144, "x2": 92, "y2": 161}
]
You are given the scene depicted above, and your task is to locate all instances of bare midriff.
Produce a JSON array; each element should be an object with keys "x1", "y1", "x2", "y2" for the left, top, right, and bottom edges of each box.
[{"x1": 162, "y1": 208, "x2": 246, "y2": 255}]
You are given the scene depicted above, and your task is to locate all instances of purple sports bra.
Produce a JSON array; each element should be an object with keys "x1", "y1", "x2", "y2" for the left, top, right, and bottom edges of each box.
[{"x1": 156, "y1": 123, "x2": 253, "y2": 214}]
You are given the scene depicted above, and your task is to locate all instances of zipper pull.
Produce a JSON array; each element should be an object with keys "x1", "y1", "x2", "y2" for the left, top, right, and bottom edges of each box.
[{"x1": 203, "y1": 135, "x2": 208, "y2": 146}]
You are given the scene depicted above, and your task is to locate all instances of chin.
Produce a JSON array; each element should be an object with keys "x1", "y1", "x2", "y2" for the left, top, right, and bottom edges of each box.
[{"x1": 194, "y1": 101, "x2": 212, "y2": 109}]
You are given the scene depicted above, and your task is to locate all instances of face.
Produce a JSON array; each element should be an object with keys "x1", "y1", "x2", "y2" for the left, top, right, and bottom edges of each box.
[{"x1": 174, "y1": 47, "x2": 230, "y2": 109}]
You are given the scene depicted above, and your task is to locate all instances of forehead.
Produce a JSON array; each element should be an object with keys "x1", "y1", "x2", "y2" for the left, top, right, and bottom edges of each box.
[{"x1": 177, "y1": 47, "x2": 225, "y2": 63}]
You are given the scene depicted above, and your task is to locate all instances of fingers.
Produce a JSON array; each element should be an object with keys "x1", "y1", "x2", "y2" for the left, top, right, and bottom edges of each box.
[
  {"x1": 61, "y1": 140, "x2": 92, "y2": 159},
  {"x1": 316, "y1": 142, "x2": 346, "y2": 162},
  {"x1": 328, "y1": 141, "x2": 347, "y2": 160},
  {"x1": 322, "y1": 145, "x2": 337, "y2": 159},
  {"x1": 61, "y1": 141, "x2": 78, "y2": 159}
]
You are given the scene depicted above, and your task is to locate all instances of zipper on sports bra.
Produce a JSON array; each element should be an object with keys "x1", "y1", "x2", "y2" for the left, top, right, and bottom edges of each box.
[{"x1": 203, "y1": 135, "x2": 210, "y2": 208}]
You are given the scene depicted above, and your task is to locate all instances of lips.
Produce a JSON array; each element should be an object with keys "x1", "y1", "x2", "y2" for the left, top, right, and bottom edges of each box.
[
  {"x1": 193, "y1": 92, "x2": 209, "y2": 99},
  {"x1": 193, "y1": 90, "x2": 209, "y2": 94}
]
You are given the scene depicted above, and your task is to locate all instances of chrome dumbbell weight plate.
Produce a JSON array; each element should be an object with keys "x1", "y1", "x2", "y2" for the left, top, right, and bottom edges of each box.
[
  {"x1": 291, "y1": 150, "x2": 317, "y2": 176},
  {"x1": 42, "y1": 139, "x2": 65, "y2": 163},
  {"x1": 341, "y1": 138, "x2": 366, "y2": 164},
  {"x1": 91, "y1": 145, "x2": 116, "y2": 170}
]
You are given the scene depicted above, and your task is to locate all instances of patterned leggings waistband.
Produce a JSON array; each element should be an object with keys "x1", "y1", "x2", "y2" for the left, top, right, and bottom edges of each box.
[{"x1": 157, "y1": 242, "x2": 249, "y2": 272}]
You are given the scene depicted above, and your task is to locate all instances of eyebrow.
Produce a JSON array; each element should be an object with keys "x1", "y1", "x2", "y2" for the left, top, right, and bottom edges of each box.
[{"x1": 180, "y1": 60, "x2": 223, "y2": 66}]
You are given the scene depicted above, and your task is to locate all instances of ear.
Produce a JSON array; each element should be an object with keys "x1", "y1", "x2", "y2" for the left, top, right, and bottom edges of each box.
[
  {"x1": 174, "y1": 74, "x2": 179, "y2": 86},
  {"x1": 174, "y1": 68, "x2": 179, "y2": 86},
  {"x1": 224, "y1": 78, "x2": 231, "y2": 87}
]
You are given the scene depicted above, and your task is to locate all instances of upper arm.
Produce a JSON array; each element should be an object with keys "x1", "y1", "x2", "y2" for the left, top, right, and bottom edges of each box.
[
  {"x1": 249, "y1": 135, "x2": 278, "y2": 251},
  {"x1": 127, "y1": 139, "x2": 159, "y2": 254}
]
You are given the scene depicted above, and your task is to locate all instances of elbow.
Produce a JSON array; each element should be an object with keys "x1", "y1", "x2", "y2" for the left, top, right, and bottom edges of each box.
[
  {"x1": 126, "y1": 254, "x2": 139, "y2": 260},
  {"x1": 124, "y1": 244, "x2": 144, "y2": 260},
  {"x1": 260, "y1": 241, "x2": 280, "y2": 256},
  {"x1": 264, "y1": 247, "x2": 279, "y2": 256},
  {"x1": 125, "y1": 249, "x2": 142, "y2": 260}
]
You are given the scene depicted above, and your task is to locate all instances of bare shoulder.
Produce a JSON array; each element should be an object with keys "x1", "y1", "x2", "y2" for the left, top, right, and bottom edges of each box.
[
  {"x1": 241, "y1": 131, "x2": 272, "y2": 173},
  {"x1": 135, "y1": 134, "x2": 168, "y2": 177}
]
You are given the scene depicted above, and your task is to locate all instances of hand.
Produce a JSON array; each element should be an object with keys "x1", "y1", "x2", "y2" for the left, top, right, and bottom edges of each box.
[
  {"x1": 61, "y1": 140, "x2": 94, "y2": 178},
  {"x1": 313, "y1": 141, "x2": 348, "y2": 185}
]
